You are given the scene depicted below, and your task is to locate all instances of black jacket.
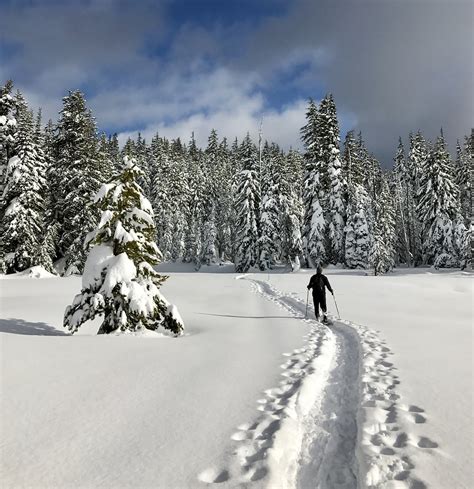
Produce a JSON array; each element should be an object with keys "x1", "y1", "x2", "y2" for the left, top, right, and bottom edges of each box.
[{"x1": 307, "y1": 273, "x2": 333, "y2": 296}]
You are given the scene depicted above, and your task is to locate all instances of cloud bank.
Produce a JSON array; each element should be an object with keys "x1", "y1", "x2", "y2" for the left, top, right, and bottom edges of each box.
[{"x1": 1, "y1": 0, "x2": 472, "y2": 164}]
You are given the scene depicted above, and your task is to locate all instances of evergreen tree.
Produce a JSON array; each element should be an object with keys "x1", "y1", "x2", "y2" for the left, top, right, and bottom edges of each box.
[
  {"x1": 326, "y1": 143, "x2": 345, "y2": 264},
  {"x1": 1, "y1": 95, "x2": 52, "y2": 273},
  {"x1": 393, "y1": 137, "x2": 412, "y2": 265},
  {"x1": 201, "y1": 205, "x2": 218, "y2": 266},
  {"x1": 409, "y1": 131, "x2": 428, "y2": 264},
  {"x1": 64, "y1": 157, "x2": 184, "y2": 335},
  {"x1": 235, "y1": 134, "x2": 259, "y2": 272},
  {"x1": 453, "y1": 213, "x2": 470, "y2": 269},
  {"x1": 342, "y1": 130, "x2": 364, "y2": 187},
  {"x1": 0, "y1": 80, "x2": 18, "y2": 272},
  {"x1": 258, "y1": 143, "x2": 280, "y2": 270},
  {"x1": 417, "y1": 132, "x2": 458, "y2": 267},
  {"x1": 369, "y1": 178, "x2": 396, "y2": 274},
  {"x1": 301, "y1": 99, "x2": 326, "y2": 267},
  {"x1": 455, "y1": 139, "x2": 471, "y2": 227},
  {"x1": 344, "y1": 184, "x2": 371, "y2": 269},
  {"x1": 280, "y1": 149, "x2": 303, "y2": 270},
  {"x1": 183, "y1": 134, "x2": 204, "y2": 267},
  {"x1": 52, "y1": 91, "x2": 101, "y2": 275}
]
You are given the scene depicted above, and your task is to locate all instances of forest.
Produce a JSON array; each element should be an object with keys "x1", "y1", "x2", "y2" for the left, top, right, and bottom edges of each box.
[{"x1": 0, "y1": 80, "x2": 472, "y2": 276}]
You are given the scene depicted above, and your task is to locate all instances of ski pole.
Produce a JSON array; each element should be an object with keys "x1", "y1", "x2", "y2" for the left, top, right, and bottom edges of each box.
[
  {"x1": 332, "y1": 293, "x2": 340, "y2": 319},
  {"x1": 305, "y1": 289, "x2": 309, "y2": 319}
]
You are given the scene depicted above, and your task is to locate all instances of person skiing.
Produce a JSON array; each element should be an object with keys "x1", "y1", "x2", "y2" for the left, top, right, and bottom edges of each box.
[{"x1": 307, "y1": 265, "x2": 333, "y2": 323}]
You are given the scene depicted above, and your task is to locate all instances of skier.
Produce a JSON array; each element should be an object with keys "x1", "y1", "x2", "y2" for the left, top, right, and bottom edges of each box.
[{"x1": 307, "y1": 265, "x2": 333, "y2": 323}]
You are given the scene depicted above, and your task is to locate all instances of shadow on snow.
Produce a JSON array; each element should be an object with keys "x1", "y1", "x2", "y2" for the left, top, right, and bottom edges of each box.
[{"x1": 0, "y1": 318, "x2": 70, "y2": 336}]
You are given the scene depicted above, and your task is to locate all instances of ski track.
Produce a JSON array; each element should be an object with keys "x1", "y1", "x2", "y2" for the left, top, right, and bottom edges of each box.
[{"x1": 198, "y1": 278, "x2": 439, "y2": 489}]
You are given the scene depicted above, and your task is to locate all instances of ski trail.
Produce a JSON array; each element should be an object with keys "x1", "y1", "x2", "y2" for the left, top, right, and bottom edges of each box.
[
  {"x1": 296, "y1": 321, "x2": 360, "y2": 489},
  {"x1": 198, "y1": 278, "x2": 438, "y2": 489}
]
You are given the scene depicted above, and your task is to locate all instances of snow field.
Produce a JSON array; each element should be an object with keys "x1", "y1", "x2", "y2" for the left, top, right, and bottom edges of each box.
[
  {"x1": 202, "y1": 278, "x2": 440, "y2": 489},
  {"x1": 1, "y1": 273, "x2": 313, "y2": 488},
  {"x1": 261, "y1": 268, "x2": 473, "y2": 489},
  {"x1": 1, "y1": 268, "x2": 471, "y2": 488}
]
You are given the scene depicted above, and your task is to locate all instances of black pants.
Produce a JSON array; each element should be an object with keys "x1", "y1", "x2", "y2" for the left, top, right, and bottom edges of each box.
[{"x1": 312, "y1": 294, "x2": 327, "y2": 319}]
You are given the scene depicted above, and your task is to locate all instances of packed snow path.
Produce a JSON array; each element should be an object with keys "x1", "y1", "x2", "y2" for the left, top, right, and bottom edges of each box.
[{"x1": 199, "y1": 278, "x2": 438, "y2": 488}]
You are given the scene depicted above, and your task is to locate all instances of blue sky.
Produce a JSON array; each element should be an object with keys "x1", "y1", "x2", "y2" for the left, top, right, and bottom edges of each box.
[{"x1": 0, "y1": 0, "x2": 472, "y2": 165}]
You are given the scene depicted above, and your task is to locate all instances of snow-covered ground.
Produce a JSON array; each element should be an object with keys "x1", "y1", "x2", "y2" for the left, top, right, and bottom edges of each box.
[{"x1": 1, "y1": 267, "x2": 472, "y2": 488}]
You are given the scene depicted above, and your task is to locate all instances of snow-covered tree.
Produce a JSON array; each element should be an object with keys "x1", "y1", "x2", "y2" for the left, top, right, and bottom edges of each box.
[
  {"x1": 326, "y1": 144, "x2": 345, "y2": 264},
  {"x1": 344, "y1": 185, "x2": 371, "y2": 269},
  {"x1": 417, "y1": 133, "x2": 458, "y2": 267},
  {"x1": 342, "y1": 130, "x2": 364, "y2": 187},
  {"x1": 258, "y1": 143, "x2": 280, "y2": 270},
  {"x1": 454, "y1": 138, "x2": 472, "y2": 228},
  {"x1": 453, "y1": 213, "x2": 470, "y2": 269},
  {"x1": 392, "y1": 137, "x2": 413, "y2": 265},
  {"x1": 201, "y1": 206, "x2": 218, "y2": 266},
  {"x1": 235, "y1": 135, "x2": 259, "y2": 272},
  {"x1": 280, "y1": 149, "x2": 303, "y2": 270},
  {"x1": 64, "y1": 157, "x2": 184, "y2": 336},
  {"x1": 369, "y1": 178, "x2": 396, "y2": 274},
  {"x1": 52, "y1": 90, "x2": 102, "y2": 275},
  {"x1": 301, "y1": 99, "x2": 326, "y2": 267},
  {"x1": 1, "y1": 97, "x2": 53, "y2": 273},
  {"x1": 0, "y1": 81, "x2": 17, "y2": 192},
  {"x1": 183, "y1": 134, "x2": 204, "y2": 266}
]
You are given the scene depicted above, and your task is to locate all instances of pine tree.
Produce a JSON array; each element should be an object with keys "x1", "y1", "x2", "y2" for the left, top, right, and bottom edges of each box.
[
  {"x1": 417, "y1": 132, "x2": 458, "y2": 267},
  {"x1": 1, "y1": 95, "x2": 52, "y2": 273},
  {"x1": 53, "y1": 91, "x2": 101, "y2": 275},
  {"x1": 64, "y1": 157, "x2": 184, "y2": 336},
  {"x1": 342, "y1": 130, "x2": 364, "y2": 187},
  {"x1": 301, "y1": 99, "x2": 326, "y2": 267},
  {"x1": 369, "y1": 178, "x2": 396, "y2": 274},
  {"x1": 453, "y1": 213, "x2": 470, "y2": 269},
  {"x1": 344, "y1": 184, "x2": 371, "y2": 269},
  {"x1": 280, "y1": 149, "x2": 303, "y2": 270},
  {"x1": 183, "y1": 134, "x2": 204, "y2": 267},
  {"x1": 258, "y1": 143, "x2": 280, "y2": 270},
  {"x1": 326, "y1": 144, "x2": 345, "y2": 264},
  {"x1": 455, "y1": 138, "x2": 471, "y2": 228},
  {"x1": 235, "y1": 134, "x2": 259, "y2": 272},
  {"x1": 409, "y1": 131, "x2": 428, "y2": 264},
  {"x1": 393, "y1": 137, "x2": 412, "y2": 265},
  {"x1": 201, "y1": 205, "x2": 218, "y2": 266},
  {"x1": 0, "y1": 81, "x2": 18, "y2": 272}
]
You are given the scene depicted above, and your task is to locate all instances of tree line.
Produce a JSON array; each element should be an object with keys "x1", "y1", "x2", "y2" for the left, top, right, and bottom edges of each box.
[{"x1": 0, "y1": 80, "x2": 472, "y2": 275}]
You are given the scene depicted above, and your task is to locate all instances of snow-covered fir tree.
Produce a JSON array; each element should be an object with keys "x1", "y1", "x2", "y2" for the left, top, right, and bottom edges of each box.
[
  {"x1": 417, "y1": 132, "x2": 458, "y2": 267},
  {"x1": 235, "y1": 134, "x2": 259, "y2": 272},
  {"x1": 258, "y1": 142, "x2": 280, "y2": 270},
  {"x1": 0, "y1": 81, "x2": 18, "y2": 272},
  {"x1": 342, "y1": 130, "x2": 364, "y2": 187},
  {"x1": 455, "y1": 138, "x2": 472, "y2": 228},
  {"x1": 326, "y1": 143, "x2": 345, "y2": 264},
  {"x1": 453, "y1": 213, "x2": 470, "y2": 269},
  {"x1": 52, "y1": 91, "x2": 102, "y2": 275},
  {"x1": 301, "y1": 99, "x2": 326, "y2": 267},
  {"x1": 369, "y1": 178, "x2": 396, "y2": 274},
  {"x1": 183, "y1": 134, "x2": 204, "y2": 267},
  {"x1": 64, "y1": 157, "x2": 184, "y2": 335},
  {"x1": 201, "y1": 205, "x2": 218, "y2": 266},
  {"x1": 409, "y1": 131, "x2": 429, "y2": 264},
  {"x1": 1, "y1": 95, "x2": 53, "y2": 273},
  {"x1": 279, "y1": 149, "x2": 303, "y2": 270},
  {"x1": 393, "y1": 137, "x2": 413, "y2": 265},
  {"x1": 344, "y1": 184, "x2": 371, "y2": 269}
]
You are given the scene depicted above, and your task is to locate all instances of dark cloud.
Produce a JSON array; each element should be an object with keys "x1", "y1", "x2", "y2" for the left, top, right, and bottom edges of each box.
[
  {"x1": 0, "y1": 0, "x2": 471, "y2": 165},
  {"x1": 236, "y1": 0, "x2": 474, "y2": 163}
]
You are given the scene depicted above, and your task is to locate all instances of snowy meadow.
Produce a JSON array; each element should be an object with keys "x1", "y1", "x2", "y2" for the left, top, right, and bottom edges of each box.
[{"x1": 1, "y1": 267, "x2": 472, "y2": 488}]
